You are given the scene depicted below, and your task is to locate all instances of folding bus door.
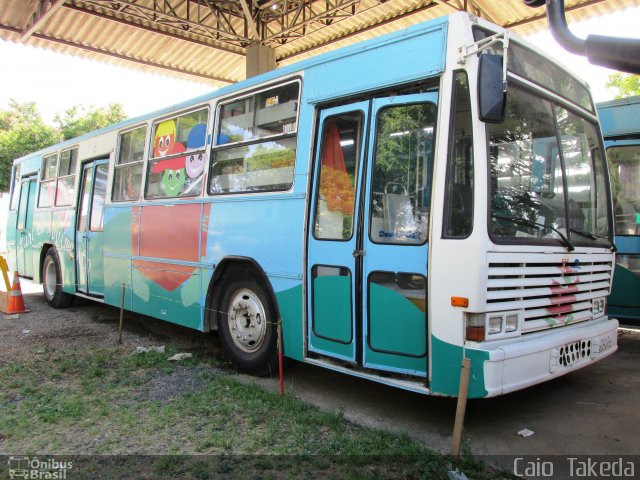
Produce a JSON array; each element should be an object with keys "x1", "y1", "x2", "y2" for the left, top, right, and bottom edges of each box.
[
  {"x1": 307, "y1": 101, "x2": 369, "y2": 362},
  {"x1": 15, "y1": 177, "x2": 37, "y2": 277},
  {"x1": 307, "y1": 92, "x2": 437, "y2": 377},
  {"x1": 360, "y1": 93, "x2": 437, "y2": 375},
  {"x1": 76, "y1": 160, "x2": 108, "y2": 296}
]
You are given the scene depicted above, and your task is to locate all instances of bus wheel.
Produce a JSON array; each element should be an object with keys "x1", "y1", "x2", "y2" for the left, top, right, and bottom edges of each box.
[
  {"x1": 218, "y1": 276, "x2": 278, "y2": 377},
  {"x1": 42, "y1": 248, "x2": 73, "y2": 309}
]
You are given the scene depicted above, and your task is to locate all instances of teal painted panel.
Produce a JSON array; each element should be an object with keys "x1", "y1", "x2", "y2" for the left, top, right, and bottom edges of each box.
[
  {"x1": 87, "y1": 232, "x2": 104, "y2": 295},
  {"x1": 104, "y1": 257, "x2": 132, "y2": 310},
  {"x1": 131, "y1": 265, "x2": 201, "y2": 329},
  {"x1": 364, "y1": 283, "x2": 426, "y2": 375},
  {"x1": 50, "y1": 209, "x2": 76, "y2": 294},
  {"x1": 309, "y1": 334, "x2": 354, "y2": 360},
  {"x1": 31, "y1": 210, "x2": 52, "y2": 284},
  {"x1": 609, "y1": 263, "x2": 640, "y2": 308},
  {"x1": 103, "y1": 207, "x2": 136, "y2": 256},
  {"x1": 312, "y1": 275, "x2": 352, "y2": 343},
  {"x1": 430, "y1": 335, "x2": 489, "y2": 398},
  {"x1": 608, "y1": 305, "x2": 640, "y2": 320},
  {"x1": 368, "y1": 283, "x2": 426, "y2": 356},
  {"x1": 275, "y1": 283, "x2": 304, "y2": 362},
  {"x1": 6, "y1": 211, "x2": 18, "y2": 271},
  {"x1": 58, "y1": 248, "x2": 76, "y2": 296},
  {"x1": 199, "y1": 267, "x2": 214, "y2": 332},
  {"x1": 365, "y1": 349, "x2": 427, "y2": 376}
]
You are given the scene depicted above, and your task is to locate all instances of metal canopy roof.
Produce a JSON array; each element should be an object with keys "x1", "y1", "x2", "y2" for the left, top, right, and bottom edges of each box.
[{"x1": 0, "y1": 0, "x2": 635, "y2": 87}]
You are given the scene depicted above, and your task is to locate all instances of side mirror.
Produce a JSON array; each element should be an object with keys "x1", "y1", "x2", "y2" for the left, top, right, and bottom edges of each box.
[{"x1": 478, "y1": 53, "x2": 506, "y2": 123}]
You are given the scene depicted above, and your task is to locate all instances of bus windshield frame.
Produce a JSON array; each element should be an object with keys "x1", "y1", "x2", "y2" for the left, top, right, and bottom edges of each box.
[{"x1": 487, "y1": 79, "x2": 613, "y2": 249}]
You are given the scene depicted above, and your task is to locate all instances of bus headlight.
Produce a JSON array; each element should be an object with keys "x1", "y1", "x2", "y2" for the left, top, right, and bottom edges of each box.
[
  {"x1": 488, "y1": 316, "x2": 503, "y2": 335},
  {"x1": 505, "y1": 314, "x2": 519, "y2": 333},
  {"x1": 465, "y1": 311, "x2": 522, "y2": 342},
  {"x1": 591, "y1": 297, "x2": 606, "y2": 316}
]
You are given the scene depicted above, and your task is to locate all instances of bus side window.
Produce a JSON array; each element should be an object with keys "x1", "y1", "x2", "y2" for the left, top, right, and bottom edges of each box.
[
  {"x1": 146, "y1": 108, "x2": 208, "y2": 199},
  {"x1": 443, "y1": 71, "x2": 473, "y2": 238},
  {"x1": 209, "y1": 81, "x2": 299, "y2": 195},
  {"x1": 9, "y1": 164, "x2": 21, "y2": 210},
  {"x1": 113, "y1": 126, "x2": 146, "y2": 202},
  {"x1": 38, "y1": 153, "x2": 58, "y2": 208},
  {"x1": 55, "y1": 148, "x2": 78, "y2": 206},
  {"x1": 369, "y1": 104, "x2": 436, "y2": 245}
]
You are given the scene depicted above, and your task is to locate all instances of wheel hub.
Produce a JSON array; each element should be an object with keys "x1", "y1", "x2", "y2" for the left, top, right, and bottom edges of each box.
[
  {"x1": 228, "y1": 289, "x2": 267, "y2": 353},
  {"x1": 43, "y1": 257, "x2": 56, "y2": 300}
]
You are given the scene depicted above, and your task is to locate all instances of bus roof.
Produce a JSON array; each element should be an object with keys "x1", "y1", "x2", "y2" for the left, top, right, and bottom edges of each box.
[
  {"x1": 597, "y1": 95, "x2": 640, "y2": 139},
  {"x1": 12, "y1": 13, "x2": 451, "y2": 165}
]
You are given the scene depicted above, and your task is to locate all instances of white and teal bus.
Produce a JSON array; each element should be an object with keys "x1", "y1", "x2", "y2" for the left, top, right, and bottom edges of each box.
[{"x1": 6, "y1": 12, "x2": 618, "y2": 398}]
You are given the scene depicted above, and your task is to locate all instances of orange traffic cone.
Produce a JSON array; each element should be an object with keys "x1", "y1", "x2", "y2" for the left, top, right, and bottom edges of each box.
[{"x1": 7, "y1": 271, "x2": 29, "y2": 314}]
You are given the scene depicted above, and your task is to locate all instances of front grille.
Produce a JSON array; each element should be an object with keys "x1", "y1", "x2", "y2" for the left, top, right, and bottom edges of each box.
[
  {"x1": 486, "y1": 253, "x2": 613, "y2": 333},
  {"x1": 558, "y1": 340, "x2": 591, "y2": 366}
]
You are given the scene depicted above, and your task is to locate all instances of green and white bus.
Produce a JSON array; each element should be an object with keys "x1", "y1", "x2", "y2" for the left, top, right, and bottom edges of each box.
[
  {"x1": 6, "y1": 12, "x2": 618, "y2": 398},
  {"x1": 598, "y1": 96, "x2": 640, "y2": 322}
]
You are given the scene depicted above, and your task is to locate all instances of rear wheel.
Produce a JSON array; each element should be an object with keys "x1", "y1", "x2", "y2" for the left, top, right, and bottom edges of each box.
[
  {"x1": 218, "y1": 275, "x2": 278, "y2": 376},
  {"x1": 42, "y1": 248, "x2": 74, "y2": 309}
]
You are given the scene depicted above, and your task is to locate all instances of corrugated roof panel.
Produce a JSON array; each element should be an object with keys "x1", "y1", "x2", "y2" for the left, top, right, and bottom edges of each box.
[{"x1": 0, "y1": 0, "x2": 637, "y2": 86}]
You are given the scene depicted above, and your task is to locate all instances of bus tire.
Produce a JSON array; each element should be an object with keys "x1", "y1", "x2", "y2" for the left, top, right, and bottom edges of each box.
[
  {"x1": 42, "y1": 248, "x2": 74, "y2": 309},
  {"x1": 218, "y1": 275, "x2": 278, "y2": 377}
]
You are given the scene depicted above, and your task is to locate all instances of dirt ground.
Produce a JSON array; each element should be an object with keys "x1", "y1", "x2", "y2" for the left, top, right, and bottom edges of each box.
[
  {"x1": 4, "y1": 280, "x2": 640, "y2": 470},
  {"x1": 0, "y1": 281, "x2": 220, "y2": 365}
]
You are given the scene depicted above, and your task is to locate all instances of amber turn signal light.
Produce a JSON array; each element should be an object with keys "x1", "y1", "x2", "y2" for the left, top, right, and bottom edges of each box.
[{"x1": 451, "y1": 296, "x2": 469, "y2": 308}]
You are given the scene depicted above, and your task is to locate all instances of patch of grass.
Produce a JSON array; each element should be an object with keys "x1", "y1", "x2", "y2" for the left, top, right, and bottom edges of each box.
[{"x1": 0, "y1": 346, "x2": 512, "y2": 479}]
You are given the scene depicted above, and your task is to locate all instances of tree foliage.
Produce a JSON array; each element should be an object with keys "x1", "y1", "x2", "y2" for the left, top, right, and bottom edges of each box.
[
  {"x1": 54, "y1": 103, "x2": 127, "y2": 141},
  {"x1": 0, "y1": 100, "x2": 127, "y2": 191},
  {"x1": 606, "y1": 73, "x2": 640, "y2": 99},
  {"x1": 0, "y1": 100, "x2": 61, "y2": 191}
]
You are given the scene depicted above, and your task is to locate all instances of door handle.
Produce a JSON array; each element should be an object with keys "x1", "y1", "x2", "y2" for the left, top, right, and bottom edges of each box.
[{"x1": 352, "y1": 249, "x2": 365, "y2": 258}]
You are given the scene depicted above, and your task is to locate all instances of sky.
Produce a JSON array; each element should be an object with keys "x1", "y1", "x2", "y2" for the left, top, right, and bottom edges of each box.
[{"x1": 0, "y1": 5, "x2": 639, "y2": 124}]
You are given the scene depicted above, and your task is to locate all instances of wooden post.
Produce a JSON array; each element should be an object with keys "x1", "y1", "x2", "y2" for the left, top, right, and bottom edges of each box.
[
  {"x1": 118, "y1": 283, "x2": 125, "y2": 344},
  {"x1": 451, "y1": 357, "x2": 471, "y2": 460}
]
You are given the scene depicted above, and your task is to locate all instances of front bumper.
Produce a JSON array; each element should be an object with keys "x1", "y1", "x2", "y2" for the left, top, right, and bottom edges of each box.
[{"x1": 481, "y1": 317, "x2": 619, "y2": 397}]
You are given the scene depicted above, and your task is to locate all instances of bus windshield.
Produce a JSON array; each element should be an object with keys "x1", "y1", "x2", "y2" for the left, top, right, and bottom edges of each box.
[{"x1": 488, "y1": 85, "x2": 610, "y2": 244}]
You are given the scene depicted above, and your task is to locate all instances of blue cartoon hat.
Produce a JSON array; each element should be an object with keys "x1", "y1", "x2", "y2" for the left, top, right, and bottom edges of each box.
[{"x1": 186, "y1": 123, "x2": 207, "y2": 149}]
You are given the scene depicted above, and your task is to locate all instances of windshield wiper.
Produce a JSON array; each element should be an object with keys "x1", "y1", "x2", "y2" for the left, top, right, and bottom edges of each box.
[
  {"x1": 492, "y1": 214, "x2": 575, "y2": 252},
  {"x1": 569, "y1": 228, "x2": 617, "y2": 252}
]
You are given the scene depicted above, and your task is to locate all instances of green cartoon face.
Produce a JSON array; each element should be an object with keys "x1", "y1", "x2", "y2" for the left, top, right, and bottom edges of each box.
[{"x1": 162, "y1": 168, "x2": 186, "y2": 196}]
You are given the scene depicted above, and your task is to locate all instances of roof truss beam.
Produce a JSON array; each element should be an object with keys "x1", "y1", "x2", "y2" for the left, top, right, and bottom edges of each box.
[
  {"x1": 71, "y1": 0, "x2": 365, "y2": 49},
  {"x1": 258, "y1": 0, "x2": 361, "y2": 45},
  {"x1": 21, "y1": 0, "x2": 67, "y2": 41},
  {"x1": 75, "y1": 0, "x2": 252, "y2": 47},
  {"x1": 238, "y1": 0, "x2": 260, "y2": 40},
  {"x1": 63, "y1": 3, "x2": 244, "y2": 55}
]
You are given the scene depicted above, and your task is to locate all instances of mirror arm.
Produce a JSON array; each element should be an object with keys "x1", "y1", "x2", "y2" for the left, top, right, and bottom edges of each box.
[
  {"x1": 458, "y1": 32, "x2": 509, "y2": 92},
  {"x1": 525, "y1": 0, "x2": 640, "y2": 74},
  {"x1": 545, "y1": 0, "x2": 586, "y2": 56}
]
